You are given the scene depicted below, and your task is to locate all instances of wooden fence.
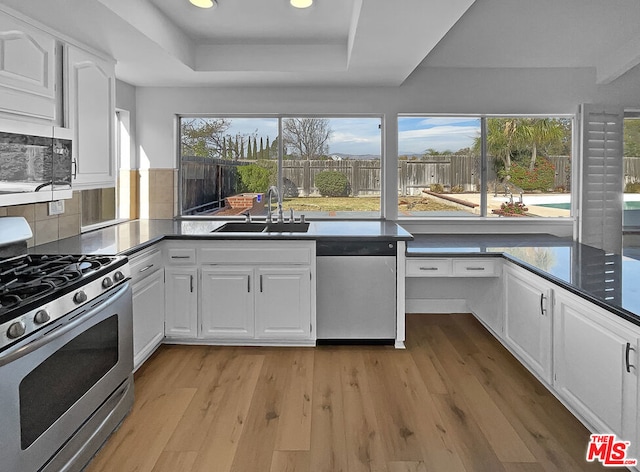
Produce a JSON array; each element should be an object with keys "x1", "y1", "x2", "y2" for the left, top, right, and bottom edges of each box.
[
  {"x1": 283, "y1": 160, "x2": 381, "y2": 196},
  {"x1": 181, "y1": 157, "x2": 246, "y2": 214},
  {"x1": 181, "y1": 156, "x2": 640, "y2": 208}
]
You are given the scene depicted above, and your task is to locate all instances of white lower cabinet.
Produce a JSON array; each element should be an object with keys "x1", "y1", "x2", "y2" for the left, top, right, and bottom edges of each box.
[
  {"x1": 503, "y1": 264, "x2": 553, "y2": 384},
  {"x1": 201, "y1": 266, "x2": 254, "y2": 339},
  {"x1": 130, "y1": 246, "x2": 165, "y2": 370},
  {"x1": 132, "y1": 269, "x2": 165, "y2": 369},
  {"x1": 164, "y1": 240, "x2": 315, "y2": 345},
  {"x1": 165, "y1": 266, "x2": 198, "y2": 338},
  {"x1": 255, "y1": 267, "x2": 311, "y2": 339},
  {"x1": 554, "y1": 289, "x2": 639, "y2": 451}
]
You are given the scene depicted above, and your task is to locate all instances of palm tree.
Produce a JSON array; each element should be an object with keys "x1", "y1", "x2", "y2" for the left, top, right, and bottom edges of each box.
[
  {"x1": 475, "y1": 118, "x2": 565, "y2": 176},
  {"x1": 515, "y1": 118, "x2": 565, "y2": 171},
  {"x1": 474, "y1": 118, "x2": 519, "y2": 176}
]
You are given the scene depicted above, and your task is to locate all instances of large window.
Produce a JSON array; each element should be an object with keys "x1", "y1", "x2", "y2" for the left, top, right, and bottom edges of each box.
[
  {"x1": 179, "y1": 116, "x2": 382, "y2": 218},
  {"x1": 398, "y1": 115, "x2": 573, "y2": 218}
]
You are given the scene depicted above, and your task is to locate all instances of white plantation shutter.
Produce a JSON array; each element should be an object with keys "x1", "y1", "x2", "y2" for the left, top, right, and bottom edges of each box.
[{"x1": 578, "y1": 104, "x2": 624, "y2": 254}]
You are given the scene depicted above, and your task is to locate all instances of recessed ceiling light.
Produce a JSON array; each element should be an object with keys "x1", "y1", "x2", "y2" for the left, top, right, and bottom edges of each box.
[
  {"x1": 190, "y1": 0, "x2": 217, "y2": 9},
  {"x1": 290, "y1": 0, "x2": 313, "y2": 8}
]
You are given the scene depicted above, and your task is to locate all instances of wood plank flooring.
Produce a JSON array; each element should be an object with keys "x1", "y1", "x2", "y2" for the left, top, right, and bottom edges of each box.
[{"x1": 85, "y1": 314, "x2": 617, "y2": 472}]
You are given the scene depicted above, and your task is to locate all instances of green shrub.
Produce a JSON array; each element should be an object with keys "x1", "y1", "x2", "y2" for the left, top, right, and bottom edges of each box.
[
  {"x1": 237, "y1": 164, "x2": 273, "y2": 193},
  {"x1": 430, "y1": 183, "x2": 444, "y2": 193},
  {"x1": 509, "y1": 158, "x2": 556, "y2": 191},
  {"x1": 625, "y1": 181, "x2": 640, "y2": 193},
  {"x1": 315, "y1": 171, "x2": 350, "y2": 197},
  {"x1": 283, "y1": 177, "x2": 299, "y2": 198}
]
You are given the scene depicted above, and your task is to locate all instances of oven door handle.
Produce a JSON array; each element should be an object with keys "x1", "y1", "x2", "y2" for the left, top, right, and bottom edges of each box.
[{"x1": 0, "y1": 282, "x2": 130, "y2": 367}]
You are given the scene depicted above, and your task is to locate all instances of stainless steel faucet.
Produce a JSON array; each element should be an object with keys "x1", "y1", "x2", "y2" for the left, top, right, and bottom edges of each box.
[{"x1": 266, "y1": 186, "x2": 283, "y2": 223}]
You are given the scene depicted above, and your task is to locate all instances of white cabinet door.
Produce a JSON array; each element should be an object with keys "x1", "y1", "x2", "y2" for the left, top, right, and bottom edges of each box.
[
  {"x1": 554, "y1": 290, "x2": 639, "y2": 448},
  {"x1": 65, "y1": 45, "x2": 115, "y2": 189},
  {"x1": 0, "y1": 12, "x2": 57, "y2": 122},
  {"x1": 132, "y1": 268, "x2": 165, "y2": 370},
  {"x1": 201, "y1": 266, "x2": 254, "y2": 339},
  {"x1": 165, "y1": 266, "x2": 198, "y2": 338},
  {"x1": 255, "y1": 267, "x2": 311, "y2": 339},
  {"x1": 503, "y1": 264, "x2": 553, "y2": 383}
]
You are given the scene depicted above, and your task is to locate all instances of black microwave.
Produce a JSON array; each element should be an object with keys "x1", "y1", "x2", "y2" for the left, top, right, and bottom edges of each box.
[{"x1": 0, "y1": 121, "x2": 72, "y2": 206}]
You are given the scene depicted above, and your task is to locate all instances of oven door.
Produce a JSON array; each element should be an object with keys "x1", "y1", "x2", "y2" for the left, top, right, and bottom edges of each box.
[{"x1": 0, "y1": 283, "x2": 133, "y2": 472}]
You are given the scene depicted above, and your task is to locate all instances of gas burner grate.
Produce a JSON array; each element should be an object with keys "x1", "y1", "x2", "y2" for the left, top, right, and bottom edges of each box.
[{"x1": 0, "y1": 254, "x2": 121, "y2": 315}]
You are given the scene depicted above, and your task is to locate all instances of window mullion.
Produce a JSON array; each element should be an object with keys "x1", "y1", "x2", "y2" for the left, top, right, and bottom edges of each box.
[{"x1": 480, "y1": 116, "x2": 488, "y2": 217}]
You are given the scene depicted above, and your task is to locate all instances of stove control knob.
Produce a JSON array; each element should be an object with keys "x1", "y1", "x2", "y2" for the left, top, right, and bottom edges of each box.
[
  {"x1": 34, "y1": 310, "x2": 50, "y2": 324},
  {"x1": 74, "y1": 291, "x2": 87, "y2": 304},
  {"x1": 113, "y1": 271, "x2": 125, "y2": 282},
  {"x1": 7, "y1": 321, "x2": 26, "y2": 339},
  {"x1": 102, "y1": 277, "x2": 114, "y2": 289}
]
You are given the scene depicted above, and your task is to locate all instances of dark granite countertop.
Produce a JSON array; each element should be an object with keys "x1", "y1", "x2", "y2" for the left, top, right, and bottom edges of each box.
[
  {"x1": 407, "y1": 234, "x2": 640, "y2": 327},
  {"x1": 30, "y1": 219, "x2": 413, "y2": 257}
]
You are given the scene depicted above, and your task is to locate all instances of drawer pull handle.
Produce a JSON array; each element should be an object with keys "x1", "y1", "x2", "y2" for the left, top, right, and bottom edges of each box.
[
  {"x1": 419, "y1": 267, "x2": 439, "y2": 271},
  {"x1": 139, "y1": 264, "x2": 154, "y2": 273},
  {"x1": 465, "y1": 267, "x2": 485, "y2": 271},
  {"x1": 171, "y1": 255, "x2": 191, "y2": 259},
  {"x1": 247, "y1": 275, "x2": 251, "y2": 293},
  {"x1": 626, "y1": 342, "x2": 636, "y2": 373},
  {"x1": 190, "y1": 275, "x2": 194, "y2": 293}
]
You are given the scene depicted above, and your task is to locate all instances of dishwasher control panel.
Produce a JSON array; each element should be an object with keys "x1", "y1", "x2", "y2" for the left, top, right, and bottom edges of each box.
[{"x1": 316, "y1": 240, "x2": 396, "y2": 256}]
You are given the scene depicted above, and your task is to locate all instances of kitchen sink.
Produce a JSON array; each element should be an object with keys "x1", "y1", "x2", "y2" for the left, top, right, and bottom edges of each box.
[
  {"x1": 264, "y1": 222, "x2": 310, "y2": 233},
  {"x1": 212, "y1": 221, "x2": 310, "y2": 233},
  {"x1": 213, "y1": 222, "x2": 267, "y2": 232}
]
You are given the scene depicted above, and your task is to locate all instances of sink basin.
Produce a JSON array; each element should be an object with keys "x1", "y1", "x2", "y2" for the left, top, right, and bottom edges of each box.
[
  {"x1": 265, "y1": 222, "x2": 310, "y2": 233},
  {"x1": 213, "y1": 222, "x2": 267, "y2": 232},
  {"x1": 212, "y1": 221, "x2": 310, "y2": 233}
]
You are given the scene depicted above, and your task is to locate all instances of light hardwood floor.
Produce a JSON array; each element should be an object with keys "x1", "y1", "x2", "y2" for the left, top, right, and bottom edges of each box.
[{"x1": 85, "y1": 314, "x2": 618, "y2": 472}]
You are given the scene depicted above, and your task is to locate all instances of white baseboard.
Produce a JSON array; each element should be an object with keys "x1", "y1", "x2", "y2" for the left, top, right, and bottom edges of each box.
[{"x1": 405, "y1": 298, "x2": 469, "y2": 314}]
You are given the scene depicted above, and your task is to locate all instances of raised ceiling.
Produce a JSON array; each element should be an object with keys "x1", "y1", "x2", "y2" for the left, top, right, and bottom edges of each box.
[{"x1": 1, "y1": 0, "x2": 640, "y2": 87}]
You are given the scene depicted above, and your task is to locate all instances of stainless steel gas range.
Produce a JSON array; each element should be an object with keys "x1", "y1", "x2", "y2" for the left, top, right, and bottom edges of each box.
[{"x1": 0, "y1": 217, "x2": 133, "y2": 472}]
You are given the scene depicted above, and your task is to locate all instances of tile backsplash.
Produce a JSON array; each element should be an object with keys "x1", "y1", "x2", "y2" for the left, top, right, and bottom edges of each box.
[
  {"x1": 139, "y1": 168, "x2": 177, "y2": 219},
  {"x1": 0, "y1": 191, "x2": 81, "y2": 247}
]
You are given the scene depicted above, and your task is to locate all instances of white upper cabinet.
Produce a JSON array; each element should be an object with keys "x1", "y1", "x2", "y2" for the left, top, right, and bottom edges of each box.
[
  {"x1": 64, "y1": 44, "x2": 116, "y2": 189},
  {"x1": 0, "y1": 11, "x2": 57, "y2": 122}
]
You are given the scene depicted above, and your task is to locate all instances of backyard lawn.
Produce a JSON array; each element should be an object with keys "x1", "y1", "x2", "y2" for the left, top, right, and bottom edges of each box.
[{"x1": 278, "y1": 195, "x2": 462, "y2": 212}]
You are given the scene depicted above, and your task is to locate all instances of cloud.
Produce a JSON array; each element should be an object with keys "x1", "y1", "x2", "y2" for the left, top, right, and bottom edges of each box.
[{"x1": 399, "y1": 125, "x2": 480, "y2": 153}]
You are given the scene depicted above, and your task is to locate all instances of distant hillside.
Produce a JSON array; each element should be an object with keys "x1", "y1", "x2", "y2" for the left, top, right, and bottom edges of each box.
[{"x1": 331, "y1": 153, "x2": 380, "y2": 160}]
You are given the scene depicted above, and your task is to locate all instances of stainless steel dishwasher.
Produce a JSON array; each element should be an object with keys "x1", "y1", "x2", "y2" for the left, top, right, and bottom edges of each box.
[{"x1": 316, "y1": 240, "x2": 396, "y2": 343}]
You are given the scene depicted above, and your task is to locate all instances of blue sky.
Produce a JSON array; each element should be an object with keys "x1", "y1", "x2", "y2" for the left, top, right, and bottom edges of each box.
[
  {"x1": 398, "y1": 117, "x2": 480, "y2": 155},
  {"x1": 193, "y1": 116, "x2": 479, "y2": 156}
]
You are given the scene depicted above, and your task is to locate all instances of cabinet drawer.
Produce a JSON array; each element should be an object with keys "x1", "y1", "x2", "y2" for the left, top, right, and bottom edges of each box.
[
  {"x1": 453, "y1": 258, "x2": 499, "y2": 277},
  {"x1": 167, "y1": 248, "x2": 196, "y2": 265},
  {"x1": 130, "y1": 248, "x2": 163, "y2": 284},
  {"x1": 406, "y1": 258, "x2": 452, "y2": 277},
  {"x1": 199, "y1": 241, "x2": 313, "y2": 265}
]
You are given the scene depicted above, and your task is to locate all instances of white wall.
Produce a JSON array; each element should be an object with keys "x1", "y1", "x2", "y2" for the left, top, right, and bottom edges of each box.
[
  {"x1": 132, "y1": 65, "x2": 640, "y2": 226},
  {"x1": 115, "y1": 80, "x2": 137, "y2": 169}
]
